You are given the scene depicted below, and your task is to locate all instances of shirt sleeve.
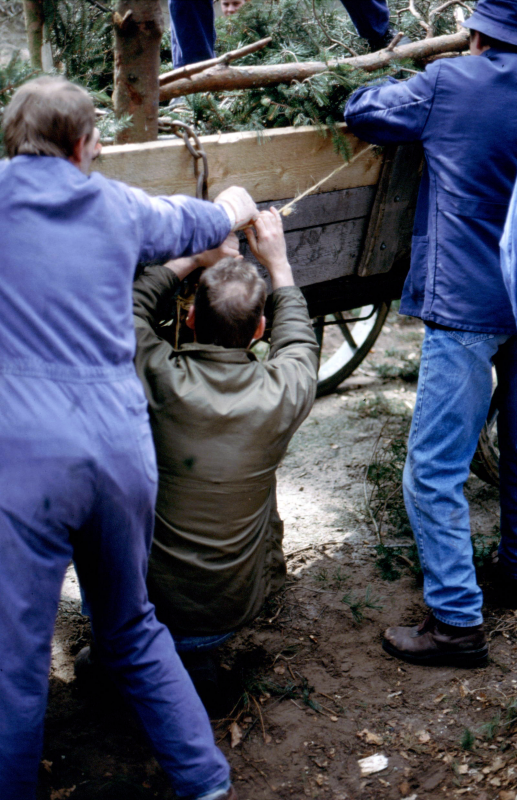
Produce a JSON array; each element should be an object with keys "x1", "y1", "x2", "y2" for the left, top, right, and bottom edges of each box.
[
  {"x1": 133, "y1": 265, "x2": 180, "y2": 387},
  {"x1": 265, "y1": 286, "x2": 320, "y2": 425},
  {"x1": 344, "y1": 64, "x2": 441, "y2": 144},
  {"x1": 123, "y1": 186, "x2": 232, "y2": 264}
]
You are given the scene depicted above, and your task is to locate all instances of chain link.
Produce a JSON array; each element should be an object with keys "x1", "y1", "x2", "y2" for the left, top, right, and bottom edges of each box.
[{"x1": 167, "y1": 119, "x2": 209, "y2": 201}]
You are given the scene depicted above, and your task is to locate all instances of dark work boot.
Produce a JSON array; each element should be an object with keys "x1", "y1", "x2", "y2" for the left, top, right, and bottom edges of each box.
[
  {"x1": 74, "y1": 644, "x2": 113, "y2": 692},
  {"x1": 382, "y1": 613, "x2": 488, "y2": 667},
  {"x1": 490, "y1": 556, "x2": 517, "y2": 609},
  {"x1": 368, "y1": 25, "x2": 411, "y2": 52}
]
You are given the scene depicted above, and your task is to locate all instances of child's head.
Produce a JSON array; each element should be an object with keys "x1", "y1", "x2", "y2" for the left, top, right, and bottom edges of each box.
[{"x1": 221, "y1": 0, "x2": 247, "y2": 17}]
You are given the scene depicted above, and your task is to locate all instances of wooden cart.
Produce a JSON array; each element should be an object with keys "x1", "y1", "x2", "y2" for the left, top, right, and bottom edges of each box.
[{"x1": 95, "y1": 123, "x2": 422, "y2": 395}]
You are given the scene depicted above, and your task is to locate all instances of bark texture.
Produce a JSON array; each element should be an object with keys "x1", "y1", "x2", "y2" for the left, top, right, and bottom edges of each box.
[
  {"x1": 113, "y1": 0, "x2": 164, "y2": 143},
  {"x1": 159, "y1": 29, "x2": 469, "y2": 103},
  {"x1": 22, "y1": 0, "x2": 45, "y2": 69}
]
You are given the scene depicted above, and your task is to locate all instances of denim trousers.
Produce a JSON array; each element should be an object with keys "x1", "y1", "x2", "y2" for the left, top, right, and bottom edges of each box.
[
  {"x1": 0, "y1": 366, "x2": 229, "y2": 800},
  {"x1": 403, "y1": 325, "x2": 517, "y2": 626},
  {"x1": 168, "y1": 0, "x2": 389, "y2": 68}
]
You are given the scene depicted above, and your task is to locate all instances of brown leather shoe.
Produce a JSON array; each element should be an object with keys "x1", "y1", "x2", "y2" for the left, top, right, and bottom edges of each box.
[{"x1": 382, "y1": 614, "x2": 488, "y2": 667}]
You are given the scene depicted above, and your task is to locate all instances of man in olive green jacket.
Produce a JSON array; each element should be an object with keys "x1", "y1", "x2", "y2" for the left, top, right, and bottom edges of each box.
[{"x1": 133, "y1": 209, "x2": 319, "y2": 650}]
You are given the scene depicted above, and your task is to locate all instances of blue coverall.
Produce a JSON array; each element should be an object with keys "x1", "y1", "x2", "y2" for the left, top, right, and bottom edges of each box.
[
  {"x1": 0, "y1": 155, "x2": 232, "y2": 799},
  {"x1": 169, "y1": 0, "x2": 390, "y2": 67},
  {"x1": 345, "y1": 48, "x2": 517, "y2": 625}
]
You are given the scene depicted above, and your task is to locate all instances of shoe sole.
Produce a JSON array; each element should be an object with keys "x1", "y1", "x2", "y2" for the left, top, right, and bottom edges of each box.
[{"x1": 382, "y1": 638, "x2": 489, "y2": 668}]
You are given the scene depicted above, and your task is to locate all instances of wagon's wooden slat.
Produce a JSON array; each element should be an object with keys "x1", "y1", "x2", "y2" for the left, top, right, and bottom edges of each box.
[
  {"x1": 257, "y1": 186, "x2": 376, "y2": 232},
  {"x1": 358, "y1": 142, "x2": 423, "y2": 276},
  {"x1": 242, "y1": 215, "x2": 368, "y2": 288},
  {"x1": 93, "y1": 124, "x2": 382, "y2": 203}
]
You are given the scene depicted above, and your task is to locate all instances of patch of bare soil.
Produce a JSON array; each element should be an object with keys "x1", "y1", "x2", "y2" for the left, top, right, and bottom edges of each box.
[{"x1": 40, "y1": 310, "x2": 517, "y2": 800}]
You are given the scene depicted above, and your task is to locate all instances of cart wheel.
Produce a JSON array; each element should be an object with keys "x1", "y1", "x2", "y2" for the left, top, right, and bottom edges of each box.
[
  {"x1": 314, "y1": 302, "x2": 391, "y2": 397},
  {"x1": 470, "y1": 385, "x2": 499, "y2": 487}
]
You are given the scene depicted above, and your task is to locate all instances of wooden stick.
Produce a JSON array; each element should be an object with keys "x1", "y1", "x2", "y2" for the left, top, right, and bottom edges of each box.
[
  {"x1": 159, "y1": 29, "x2": 469, "y2": 101},
  {"x1": 278, "y1": 143, "x2": 376, "y2": 216},
  {"x1": 159, "y1": 36, "x2": 272, "y2": 87}
]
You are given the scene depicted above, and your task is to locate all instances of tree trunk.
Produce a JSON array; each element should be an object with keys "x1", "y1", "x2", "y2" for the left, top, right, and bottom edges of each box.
[
  {"x1": 159, "y1": 29, "x2": 469, "y2": 103},
  {"x1": 113, "y1": 0, "x2": 164, "y2": 144},
  {"x1": 22, "y1": 0, "x2": 45, "y2": 69}
]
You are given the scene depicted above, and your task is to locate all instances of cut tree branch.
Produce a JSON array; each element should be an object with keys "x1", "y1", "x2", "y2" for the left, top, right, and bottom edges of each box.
[
  {"x1": 159, "y1": 36, "x2": 272, "y2": 87},
  {"x1": 159, "y1": 29, "x2": 469, "y2": 102}
]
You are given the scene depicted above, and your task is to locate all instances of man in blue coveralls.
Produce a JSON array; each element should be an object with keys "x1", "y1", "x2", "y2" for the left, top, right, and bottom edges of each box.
[
  {"x1": 169, "y1": 0, "x2": 401, "y2": 69},
  {"x1": 345, "y1": 0, "x2": 517, "y2": 667},
  {"x1": 0, "y1": 75, "x2": 258, "y2": 800}
]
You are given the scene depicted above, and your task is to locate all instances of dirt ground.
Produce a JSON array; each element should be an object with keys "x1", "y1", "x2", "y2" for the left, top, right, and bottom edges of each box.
[{"x1": 36, "y1": 310, "x2": 517, "y2": 800}]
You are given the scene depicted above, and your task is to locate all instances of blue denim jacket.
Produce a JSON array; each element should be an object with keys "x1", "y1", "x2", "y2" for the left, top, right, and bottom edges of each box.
[
  {"x1": 345, "y1": 49, "x2": 517, "y2": 334},
  {"x1": 0, "y1": 155, "x2": 231, "y2": 369}
]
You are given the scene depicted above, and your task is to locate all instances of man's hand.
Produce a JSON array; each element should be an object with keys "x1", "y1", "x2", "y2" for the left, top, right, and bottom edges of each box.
[
  {"x1": 163, "y1": 233, "x2": 241, "y2": 280},
  {"x1": 196, "y1": 232, "x2": 241, "y2": 267},
  {"x1": 245, "y1": 207, "x2": 294, "y2": 290},
  {"x1": 214, "y1": 186, "x2": 259, "y2": 231}
]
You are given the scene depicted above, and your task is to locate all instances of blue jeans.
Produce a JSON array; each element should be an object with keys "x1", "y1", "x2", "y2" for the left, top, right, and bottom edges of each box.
[
  {"x1": 0, "y1": 367, "x2": 229, "y2": 800},
  {"x1": 338, "y1": 0, "x2": 389, "y2": 39},
  {"x1": 169, "y1": 0, "x2": 215, "y2": 68},
  {"x1": 168, "y1": 0, "x2": 389, "y2": 68},
  {"x1": 403, "y1": 326, "x2": 517, "y2": 626}
]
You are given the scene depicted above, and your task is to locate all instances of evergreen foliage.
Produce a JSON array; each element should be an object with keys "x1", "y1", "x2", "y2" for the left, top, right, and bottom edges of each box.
[
  {"x1": 43, "y1": 0, "x2": 114, "y2": 92},
  {"x1": 166, "y1": 0, "x2": 474, "y2": 147},
  {"x1": 0, "y1": 51, "x2": 39, "y2": 154},
  {"x1": 1, "y1": 0, "x2": 476, "y2": 157}
]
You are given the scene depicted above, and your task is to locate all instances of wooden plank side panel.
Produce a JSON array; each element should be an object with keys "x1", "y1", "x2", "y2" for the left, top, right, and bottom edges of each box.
[
  {"x1": 258, "y1": 186, "x2": 375, "y2": 232},
  {"x1": 93, "y1": 124, "x2": 382, "y2": 202},
  {"x1": 242, "y1": 216, "x2": 368, "y2": 288}
]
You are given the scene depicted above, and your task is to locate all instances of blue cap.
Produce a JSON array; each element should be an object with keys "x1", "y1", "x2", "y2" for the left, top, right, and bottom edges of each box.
[{"x1": 463, "y1": 0, "x2": 517, "y2": 45}]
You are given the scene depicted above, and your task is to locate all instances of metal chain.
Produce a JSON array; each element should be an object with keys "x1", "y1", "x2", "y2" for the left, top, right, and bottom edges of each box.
[{"x1": 167, "y1": 119, "x2": 209, "y2": 201}]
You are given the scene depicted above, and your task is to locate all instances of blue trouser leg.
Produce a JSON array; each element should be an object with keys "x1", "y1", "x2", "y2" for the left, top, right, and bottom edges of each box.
[
  {"x1": 337, "y1": 0, "x2": 390, "y2": 39},
  {"x1": 403, "y1": 326, "x2": 511, "y2": 627},
  {"x1": 0, "y1": 372, "x2": 229, "y2": 800},
  {"x1": 168, "y1": 0, "x2": 215, "y2": 68},
  {"x1": 494, "y1": 337, "x2": 517, "y2": 577}
]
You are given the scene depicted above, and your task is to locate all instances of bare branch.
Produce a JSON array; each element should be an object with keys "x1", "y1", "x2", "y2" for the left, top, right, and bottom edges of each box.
[
  {"x1": 159, "y1": 36, "x2": 272, "y2": 87},
  {"x1": 408, "y1": 0, "x2": 433, "y2": 38},
  {"x1": 159, "y1": 29, "x2": 469, "y2": 102},
  {"x1": 311, "y1": 0, "x2": 358, "y2": 58}
]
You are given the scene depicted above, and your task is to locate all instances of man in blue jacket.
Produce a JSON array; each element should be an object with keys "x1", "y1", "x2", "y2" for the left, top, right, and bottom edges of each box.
[
  {"x1": 345, "y1": 0, "x2": 517, "y2": 667},
  {"x1": 169, "y1": 0, "x2": 401, "y2": 69},
  {"x1": 0, "y1": 76, "x2": 257, "y2": 800}
]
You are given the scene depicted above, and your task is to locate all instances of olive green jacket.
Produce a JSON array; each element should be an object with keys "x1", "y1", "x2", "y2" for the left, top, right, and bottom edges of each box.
[{"x1": 133, "y1": 266, "x2": 319, "y2": 635}]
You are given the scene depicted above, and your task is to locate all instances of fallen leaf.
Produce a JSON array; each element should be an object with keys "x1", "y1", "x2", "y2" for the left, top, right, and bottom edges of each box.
[
  {"x1": 434, "y1": 693, "x2": 447, "y2": 703},
  {"x1": 417, "y1": 731, "x2": 431, "y2": 744},
  {"x1": 357, "y1": 729, "x2": 384, "y2": 745},
  {"x1": 41, "y1": 760, "x2": 53, "y2": 773},
  {"x1": 358, "y1": 754, "x2": 388, "y2": 776},
  {"x1": 273, "y1": 664, "x2": 285, "y2": 675},
  {"x1": 399, "y1": 780, "x2": 411, "y2": 795},
  {"x1": 50, "y1": 788, "x2": 76, "y2": 800},
  {"x1": 230, "y1": 722, "x2": 243, "y2": 748},
  {"x1": 315, "y1": 774, "x2": 325, "y2": 786},
  {"x1": 457, "y1": 764, "x2": 469, "y2": 775},
  {"x1": 330, "y1": 715, "x2": 339, "y2": 722}
]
